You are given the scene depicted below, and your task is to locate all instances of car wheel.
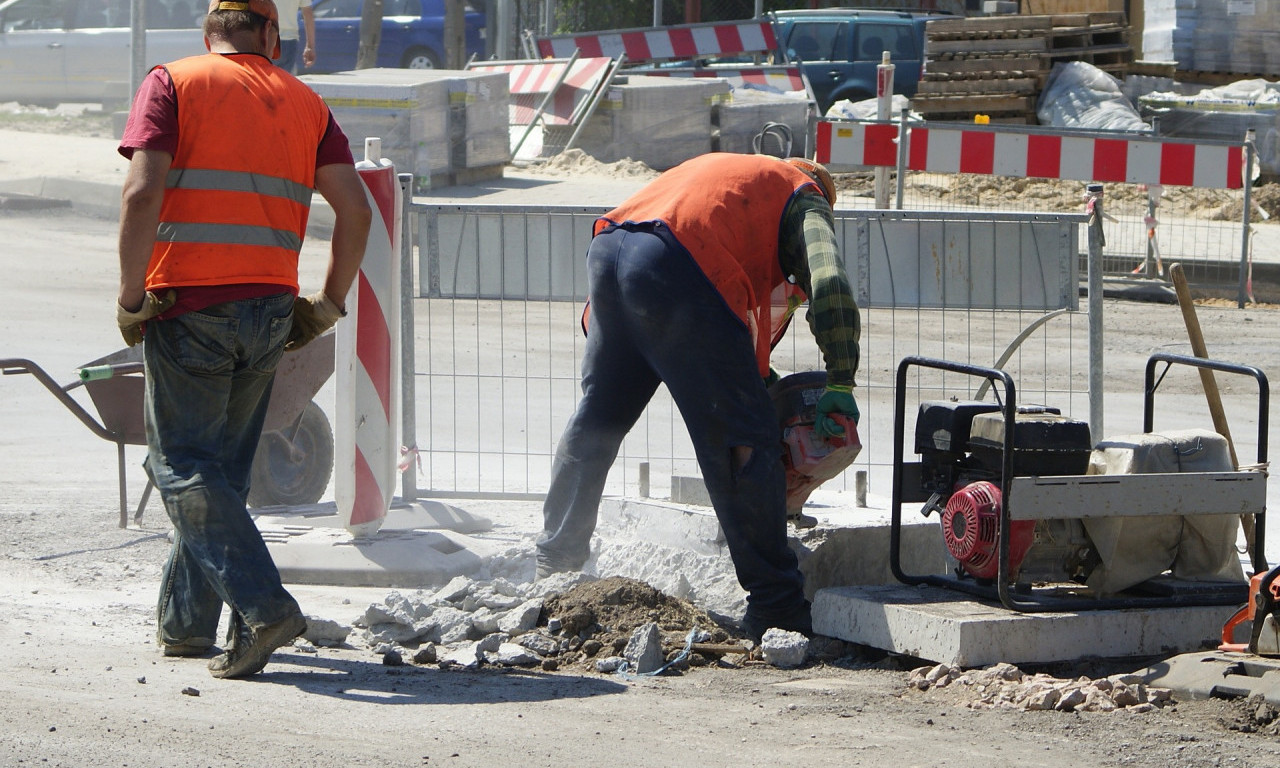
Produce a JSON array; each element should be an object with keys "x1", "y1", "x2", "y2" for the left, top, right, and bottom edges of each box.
[{"x1": 401, "y1": 47, "x2": 441, "y2": 69}]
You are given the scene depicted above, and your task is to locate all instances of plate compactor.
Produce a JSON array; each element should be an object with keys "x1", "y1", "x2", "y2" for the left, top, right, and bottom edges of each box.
[{"x1": 770, "y1": 371, "x2": 861, "y2": 527}]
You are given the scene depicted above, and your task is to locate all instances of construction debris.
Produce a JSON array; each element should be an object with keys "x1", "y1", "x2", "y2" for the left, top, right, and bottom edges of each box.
[
  {"x1": 917, "y1": 13, "x2": 1133, "y2": 123},
  {"x1": 908, "y1": 662, "x2": 1175, "y2": 712}
]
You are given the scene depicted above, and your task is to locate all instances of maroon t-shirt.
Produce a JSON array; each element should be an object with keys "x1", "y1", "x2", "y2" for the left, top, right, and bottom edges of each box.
[{"x1": 118, "y1": 55, "x2": 356, "y2": 318}]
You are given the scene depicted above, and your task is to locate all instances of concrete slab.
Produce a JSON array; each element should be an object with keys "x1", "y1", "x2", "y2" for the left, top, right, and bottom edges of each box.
[
  {"x1": 253, "y1": 498, "x2": 493, "y2": 534},
  {"x1": 591, "y1": 495, "x2": 948, "y2": 619},
  {"x1": 261, "y1": 525, "x2": 498, "y2": 589},
  {"x1": 1141, "y1": 651, "x2": 1280, "y2": 705},
  {"x1": 813, "y1": 584, "x2": 1235, "y2": 667}
]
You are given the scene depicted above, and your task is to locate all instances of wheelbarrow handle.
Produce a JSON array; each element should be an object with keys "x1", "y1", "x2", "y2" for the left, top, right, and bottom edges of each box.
[{"x1": 78, "y1": 362, "x2": 145, "y2": 382}]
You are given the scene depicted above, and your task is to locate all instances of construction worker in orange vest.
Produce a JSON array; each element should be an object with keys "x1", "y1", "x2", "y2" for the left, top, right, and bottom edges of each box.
[
  {"x1": 537, "y1": 153, "x2": 861, "y2": 644},
  {"x1": 116, "y1": 0, "x2": 372, "y2": 679}
]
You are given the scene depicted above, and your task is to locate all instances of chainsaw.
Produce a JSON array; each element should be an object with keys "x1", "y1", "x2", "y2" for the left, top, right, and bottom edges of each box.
[
  {"x1": 769, "y1": 371, "x2": 861, "y2": 528},
  {"x1": 1220, "y1": 564, "x2": 1280, "y2": 655}
]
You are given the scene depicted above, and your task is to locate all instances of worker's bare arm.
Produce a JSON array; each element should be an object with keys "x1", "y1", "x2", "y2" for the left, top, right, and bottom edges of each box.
[{"x1": 314, "y1": 162, "x2": 372, "y2": 310}]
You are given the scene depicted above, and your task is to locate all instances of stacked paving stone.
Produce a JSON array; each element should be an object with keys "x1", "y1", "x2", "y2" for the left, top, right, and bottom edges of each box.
[
  {"x1": 916, "y1": 13, "x2": 1133, "y2": 123},
  {"x1": 908, "y1": 661, "x2": 1174, "y2": 712}
]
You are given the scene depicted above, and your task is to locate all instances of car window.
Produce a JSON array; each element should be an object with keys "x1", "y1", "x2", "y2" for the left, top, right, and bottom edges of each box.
[
  {"x1": 785, "y1": 21, "x2": 844, "y2": 63},
  {"x1": 1, "y1": 0, "x2": 71, "y2": 31},
  {"x1": 854, "y1": 23, "x2": 908, "y2": 61}
]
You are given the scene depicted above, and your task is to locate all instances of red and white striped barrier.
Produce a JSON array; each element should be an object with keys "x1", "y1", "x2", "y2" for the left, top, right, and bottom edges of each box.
[
  {"x1": 535, "y1": 20, "x2": 776, "y2": 63},
  {"x1": 632, "y1": 65, "x2": 806, "y2": 94},
  {"x1": 815, "y1": 121, "x2": 1246, "y2": 189},
  {"x1": 468, "y1": 57, "x2": 614, "y2": 125},
  {"x1": 336, "y1": 138, "x2": 402, "y2": 538}
]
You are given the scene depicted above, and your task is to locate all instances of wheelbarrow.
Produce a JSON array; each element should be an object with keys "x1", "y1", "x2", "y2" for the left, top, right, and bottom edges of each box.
[{"x1": 0, "y1": 332, "x2": 336, "y2": 528}]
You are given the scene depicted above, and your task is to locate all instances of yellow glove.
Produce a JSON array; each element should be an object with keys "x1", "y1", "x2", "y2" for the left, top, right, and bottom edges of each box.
[
  {"x1": 116, "y1": 289, "x2": 177, "y2": 347},
  {"x1": 287, "y1": 291, "x2": 346, "y2": 351}
]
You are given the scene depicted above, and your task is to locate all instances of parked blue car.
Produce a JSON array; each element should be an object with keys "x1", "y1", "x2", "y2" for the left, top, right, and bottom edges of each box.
[{"x1": 303, "y1": 0, "x2": 485, "y2": 72}]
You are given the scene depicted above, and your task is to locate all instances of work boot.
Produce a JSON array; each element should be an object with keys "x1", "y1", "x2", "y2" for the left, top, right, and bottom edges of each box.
[
  {"x1": 163, "y1": 642, "x2": 215, "y2": 658},
  {"x1": 207, "y1": 612, "x2": 306, "y2": 679},
  {"x1": 742, "y1": 600, "x2": 814, "y2": 645}
]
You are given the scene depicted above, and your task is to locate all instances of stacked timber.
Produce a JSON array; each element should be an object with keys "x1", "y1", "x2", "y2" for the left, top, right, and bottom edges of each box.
[{"x1": 915, "y1": 13, "x2": 1132, "y2": 123}]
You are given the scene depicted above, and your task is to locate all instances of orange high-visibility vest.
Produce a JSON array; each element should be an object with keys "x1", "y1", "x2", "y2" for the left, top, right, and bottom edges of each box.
[
  {"x1": 145, "y1": 53, "x2": 332, "y2": 292},
  {"x1": 595, "y1": 154, "x2": 816, "y2": 377}
]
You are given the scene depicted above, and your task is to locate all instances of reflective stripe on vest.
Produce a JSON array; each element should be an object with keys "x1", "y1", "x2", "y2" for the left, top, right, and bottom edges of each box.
[
  {"x1": 146, "y1": 53, "x2": 331, "y2": 292},
  {"x1": 595, "y1": 154, "x2": 816, "y2": 377}
]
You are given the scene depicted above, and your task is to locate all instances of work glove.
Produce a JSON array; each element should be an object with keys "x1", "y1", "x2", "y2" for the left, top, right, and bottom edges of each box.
[
  {"x1": 116, "y1": 289, "x2": 177, "y2": 347},
  {"x1": 814, "y1": 383, "x2": 859, "y2": 441},
  {"x1": 286, "y1": 290, "x2": 345, "y2": 351},
  {"x1": 763, "y1": 366, "x2": 781, "y2": 388}
]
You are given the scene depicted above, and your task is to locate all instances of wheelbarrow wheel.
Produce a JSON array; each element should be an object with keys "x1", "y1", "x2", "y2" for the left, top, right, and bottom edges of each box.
[{"x1": 248, "y1": 401, "x2": 334, "y2": 508}]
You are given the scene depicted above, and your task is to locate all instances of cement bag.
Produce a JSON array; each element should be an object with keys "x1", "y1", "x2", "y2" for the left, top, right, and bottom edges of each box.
[{"x1": 1083, "y1": 428, "x2": 1244, "y2": 594}]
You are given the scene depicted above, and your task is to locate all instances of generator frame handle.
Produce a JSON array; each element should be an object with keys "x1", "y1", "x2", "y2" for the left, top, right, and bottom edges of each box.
[
  {"x1": 890, "y1": 353, "x2": 1265, "y2": 612},
  {"x1": 890, "y1": 356, "x2": 1019, "y2": 600},
  {"x1": 1144, "y1": 352, "x2": 1269, "y2": 574}
]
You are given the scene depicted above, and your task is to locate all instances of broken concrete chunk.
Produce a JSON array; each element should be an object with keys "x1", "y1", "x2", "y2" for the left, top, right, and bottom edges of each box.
[
  {"x1": 515, "y1": 632, "x2": 561, "y2": 657},
  {"x1": 434, "y1": 576, "x2": 474, "y2": 604},
  {"x1": 623, "y1": 622, "x2": 664, "y2": 674},
  {"x1": 477, "y1": 633, "x2": 509, "y2": 655},
  {"x1": 490, "y1": 643, "x2": 542, "y2": 667},
  {"x1": 497, "y1": 600, "x2": 543, "y2": 635},
  {"x1": 760, "y1": 628, "x2": 808, "y2": 669},
  {"x1": 596, "y1": 656, "x2": 625, "y2": 673},
  {"x1": 302, "y1": 615, "x2": 351, "y2": 646}
]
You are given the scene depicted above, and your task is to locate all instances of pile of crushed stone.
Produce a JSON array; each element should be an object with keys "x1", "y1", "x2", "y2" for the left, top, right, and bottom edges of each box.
[
  {"x1": 908, "y1": 661, "x2": 1174, "y2": 713},
  {"x1": 1218, "y1": 694, "x2": 1280, "y2": 735},
  {"x1": 321, "y1": 574, "x2": 762, "y2": 674}
]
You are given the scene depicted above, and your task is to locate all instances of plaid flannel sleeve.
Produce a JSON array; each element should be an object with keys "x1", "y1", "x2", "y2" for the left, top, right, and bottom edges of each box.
[{"x1": 778, "y1": 191, "x2": 861, "y2": 387}]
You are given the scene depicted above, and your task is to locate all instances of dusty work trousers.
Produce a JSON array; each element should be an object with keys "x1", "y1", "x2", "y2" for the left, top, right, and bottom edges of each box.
[
  {"x1": 146, "y1": 294, "x2": 302, "y2": 648},
  {"x1": 537, "y1": 225, "x2": 807, "y2": 622}
]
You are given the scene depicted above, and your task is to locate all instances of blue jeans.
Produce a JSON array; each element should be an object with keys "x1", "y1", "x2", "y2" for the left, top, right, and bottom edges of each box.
[
  {"x1": 146, "y1": 294, "x2": 302, "y2": 646},
  {"x1": 537, "y1": 225, "x2": 807, "y2": 621}
]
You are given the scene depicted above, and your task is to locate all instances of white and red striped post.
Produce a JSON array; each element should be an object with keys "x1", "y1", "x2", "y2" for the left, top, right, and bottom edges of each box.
[{"x1": 336, "y1": 137, "x2": 402, "y2": 538}]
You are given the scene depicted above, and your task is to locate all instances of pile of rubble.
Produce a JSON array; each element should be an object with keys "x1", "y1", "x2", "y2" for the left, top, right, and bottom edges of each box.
[
  {"x1": 303, "y1": 574, "x2": 795, "y2": 674},
  {"x1": 907, "y1": 661, "x2": 1174, "y2": 712}
]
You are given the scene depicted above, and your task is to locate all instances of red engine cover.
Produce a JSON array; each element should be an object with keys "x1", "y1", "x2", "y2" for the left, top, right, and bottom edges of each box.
[{"x1": 940, "y1": 481, "x2": 1036, "y2": 580}]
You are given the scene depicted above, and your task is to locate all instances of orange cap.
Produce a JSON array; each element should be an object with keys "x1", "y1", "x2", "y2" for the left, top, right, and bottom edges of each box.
[
  {"x1": 785, "y1": 157, "x2": 837, "y2": 207},
  {"x1": 207, "y1": 0, "x2": 281, "y2": 59}
]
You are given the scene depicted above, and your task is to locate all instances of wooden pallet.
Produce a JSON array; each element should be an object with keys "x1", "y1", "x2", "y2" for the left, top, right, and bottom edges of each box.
[
  {"x1": 916, "y1": 78, "x2": 1039, "y2": 95},
  {"x1": 911, "y1": 93, "x2": 1038, "y2": 113}
]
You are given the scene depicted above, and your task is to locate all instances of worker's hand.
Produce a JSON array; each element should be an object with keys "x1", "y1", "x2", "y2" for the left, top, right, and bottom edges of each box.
[
  {"x1": 286, "y1": 290, "x2": 345, "y2": 351},
  {"x1": 116, "y1": 289, "x2": 177, "y2": 347},
  {"x1": 814, "y1": 383, "x2": 859, "y2": 441},
  {"x1": 763, "y1": 366, "x2": 780, "y2": 388}
]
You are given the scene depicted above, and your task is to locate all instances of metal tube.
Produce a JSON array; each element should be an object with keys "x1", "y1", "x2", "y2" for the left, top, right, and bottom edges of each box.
[
  {"x1": 1086, "y1": 183, "x2": 1105, "y2": 444},
  {"x1": 1240, "y1": 130, "x2": 1256, "y2": 308},
  {"x1": 399, "y1": 173, "x2": 419, "y2": 502}
]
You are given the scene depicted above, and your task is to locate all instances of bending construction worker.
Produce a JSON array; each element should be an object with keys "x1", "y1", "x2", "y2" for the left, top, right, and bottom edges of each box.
[
  {"x1": 116, "y1": 0, "x2": 371, "y2": 678},
  {"x1": 537, "y1": 153, "x2": 861, "y2": 642}
]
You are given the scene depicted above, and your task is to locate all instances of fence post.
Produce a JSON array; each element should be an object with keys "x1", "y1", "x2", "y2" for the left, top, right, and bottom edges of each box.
[
  {"x1": 1239, "y1": 130, "x2": 1257, "y2": 309},
  {"x1": 398, "y1": 172, "x2": 419, "y2": 502},
  {"x1": 895, "y1": 107, "x2": 909, "y2": 210},
  {"x1": 1087, "y1": 183, "x2": 1106, "y2": 443}
]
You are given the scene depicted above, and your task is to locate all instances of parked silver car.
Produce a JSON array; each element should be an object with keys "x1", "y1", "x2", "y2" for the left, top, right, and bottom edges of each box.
[{"x1": 0, "y1": 0, "x2": 207, "y2": 106}]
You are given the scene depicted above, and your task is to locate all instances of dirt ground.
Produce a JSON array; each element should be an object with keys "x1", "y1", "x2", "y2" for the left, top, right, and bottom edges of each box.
[
  {"x1": 7, "y1": 108, "x2": 1280, "y2": 766},
  {"x1": 5, "y1": 209, "x2": 1280, "y2": 768}
]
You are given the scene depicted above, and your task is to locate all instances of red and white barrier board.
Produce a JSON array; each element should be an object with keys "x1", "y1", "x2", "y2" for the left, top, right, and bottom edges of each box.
[
  {"x1": 816, "y1": 121, "x2": 1246, "y2": 189},
  {"x1": 468, "y1": 57, "x2": 614, "y2": 125},
  {"x1": 535, "y1": 20, "x2": 776, "y2": 63},
  {"x1": 336, "y1": 139, "x2": 401, "y2": 538}
]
